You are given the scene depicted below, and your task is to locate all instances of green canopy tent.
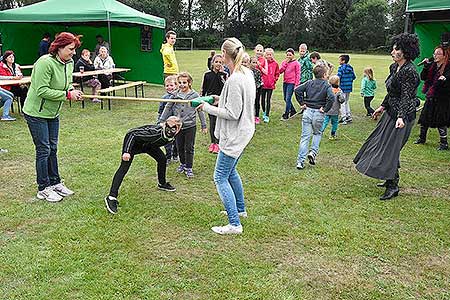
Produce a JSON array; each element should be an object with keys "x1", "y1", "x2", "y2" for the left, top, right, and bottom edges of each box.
[
  {"x1": 405, "y1": 0, "x2": 450, "y2": 98},
  {"x1": 0, "y1": 0, "x2": 166, "y2": 84}
]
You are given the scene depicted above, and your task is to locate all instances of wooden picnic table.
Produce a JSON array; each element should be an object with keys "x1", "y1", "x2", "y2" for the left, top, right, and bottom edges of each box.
[
  {"x1": 72, "y1": 68, "x2": 131, "y2": 108},
  {"x1": 0, "y1": 76, "x2": 31, "y2": 86}
]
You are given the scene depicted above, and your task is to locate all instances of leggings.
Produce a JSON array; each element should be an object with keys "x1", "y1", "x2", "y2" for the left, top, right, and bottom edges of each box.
[
  {"x1": 255, "y1": 86, "x2": 262, "y2": 117},
  {"x1": 109, "y1": 144, "x2": 166, "y2": 198},
  {"x1": 261, "y1": 88, "x2": 273, "y2": 116}
]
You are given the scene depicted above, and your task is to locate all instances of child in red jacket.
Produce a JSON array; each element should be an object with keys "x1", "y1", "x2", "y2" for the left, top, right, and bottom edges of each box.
[{"x1": 261, "y1": 48, "x2": 279, "y2": 123}]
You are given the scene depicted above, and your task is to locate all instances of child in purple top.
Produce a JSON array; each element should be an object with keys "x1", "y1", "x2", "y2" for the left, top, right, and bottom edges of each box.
[{"x1": 279, "y1": 48, "x2": 301, "y2": 120}]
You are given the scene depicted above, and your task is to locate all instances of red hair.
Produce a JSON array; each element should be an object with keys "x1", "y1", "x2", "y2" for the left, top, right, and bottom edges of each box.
[{"x1": 49, "y1": 32, "x2": 82, "y2": 55}]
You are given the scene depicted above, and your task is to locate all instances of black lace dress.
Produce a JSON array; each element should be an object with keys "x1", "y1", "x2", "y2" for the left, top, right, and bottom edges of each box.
[{"x1": 353, "y1": 61, "x2": 420, "y2": 180}]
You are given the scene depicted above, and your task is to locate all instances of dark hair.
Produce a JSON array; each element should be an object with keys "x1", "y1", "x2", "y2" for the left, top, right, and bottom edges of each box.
[
  {"x1": 96, "y1": 34, "x2": 103, "y2": 39},
  {"x1": 49, "y1": 32, "x2": 82, "y2": 55},
  {"x1": 339, "y1": 54, "x2": 350, "y2": 63},
  {"x1": 1, "y1": 50, "x2": 14, "y2": 62},
  {"x1": 43, "y1": 32, "x2": 50, "y2": 39},
  {"x1": 310, "y1": 51, "x2": 321, "y2": 60},
  {"x1": 286, "y1": 48, "x2": 295, "y2": 55},
  {"x1": 391, "y1": 33, "x2": 420, "y2": 61},
  {"x1": 165, "y1": 30, "x2": 176, "y2": 41}
]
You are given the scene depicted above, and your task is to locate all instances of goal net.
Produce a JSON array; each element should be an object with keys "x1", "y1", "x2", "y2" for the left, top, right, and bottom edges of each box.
[{"x1": 175, "y1": 38, "x2": 194, "y2": 50}]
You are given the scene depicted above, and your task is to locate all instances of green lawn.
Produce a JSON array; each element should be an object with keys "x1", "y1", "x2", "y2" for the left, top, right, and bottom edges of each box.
[{"x1": 1, "y1": 50, "x2": 449, "y2": 300}]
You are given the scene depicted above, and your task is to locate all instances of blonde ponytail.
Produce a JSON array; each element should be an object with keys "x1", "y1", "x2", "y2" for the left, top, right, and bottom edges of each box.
[{"x1": 222, "y1": 37, "x2": 245, "y2": 73}]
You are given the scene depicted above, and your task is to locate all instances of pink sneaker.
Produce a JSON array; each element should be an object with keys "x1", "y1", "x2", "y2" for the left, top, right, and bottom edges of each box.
[
  {"x1": 208, "y1": 143, "x2": 214, "y2": 153},
  {"x1": 212, "y1": 143, "x2": 219, "y2": 154},
  {"x1": 255, "y1": 117, "x2": 260, "y2": 124}
]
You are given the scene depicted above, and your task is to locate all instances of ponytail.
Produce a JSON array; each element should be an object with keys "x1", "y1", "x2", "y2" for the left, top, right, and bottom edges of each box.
[{"x1": 222, "y1": 37, "x2": 246, "y2": 73}]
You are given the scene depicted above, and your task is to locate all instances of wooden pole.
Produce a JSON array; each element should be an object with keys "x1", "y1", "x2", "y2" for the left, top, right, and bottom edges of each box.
[{"x1": 81, "y1": 94, "x2": 191, "y2": 104}]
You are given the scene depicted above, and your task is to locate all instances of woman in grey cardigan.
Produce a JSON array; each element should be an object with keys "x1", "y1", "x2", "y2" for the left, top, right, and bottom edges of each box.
[{"x1": 199, "y1": 38, "x2": 256, "y2": 235}]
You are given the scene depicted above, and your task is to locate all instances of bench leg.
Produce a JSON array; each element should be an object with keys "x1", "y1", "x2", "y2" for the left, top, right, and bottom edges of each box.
[
  {"x1": 108, "y1": 92, "x2": 111, "y2": 110},
  {"x1": 135, "y1": 85, "x2": 138, "y2": 98},
  {"x1": 125, "y1": 88, "x2": 127, "y2": 97},
  {"x1": 141, "y1": 84, "x2": 144, "y2": 97},
  {"x1": 101, "y1": 98, "x2": 104, "y2": 110}
]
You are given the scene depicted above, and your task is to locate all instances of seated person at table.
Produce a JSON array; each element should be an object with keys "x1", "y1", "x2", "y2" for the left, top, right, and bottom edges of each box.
[
  {"x1": 0, "y1": 50, "x2": 28, "y2": 108},
  {"x1": 94, "y1": 34, "x2": 110, "y2": 56},
  {"x1": 94, "y1": 46, "x2": 115, "y2": 89},
  {"x1": 74, "y1": 49, "x2": 101, "y2": 103}
]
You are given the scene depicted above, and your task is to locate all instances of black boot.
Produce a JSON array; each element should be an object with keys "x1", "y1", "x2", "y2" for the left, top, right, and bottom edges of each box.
[
  {"x1": 414, "y1": 126, "x2": 427, "y2": 144},
  {"x1": 380, "y1": 179, "x2": 399, "y2": 200},
  {"x1": 437, "y1": 135, "x2": 448, "y2": 151},
  {"x1": 377, "y1": 171, "x2": 399, "y2": 188}
]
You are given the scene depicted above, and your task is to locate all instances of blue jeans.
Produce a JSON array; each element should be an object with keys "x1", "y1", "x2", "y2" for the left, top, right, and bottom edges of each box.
[
  {"x1": 297, "y1": 108, "x2": 325, "y2": 163},
  {"x1": 321, "y1": 115, "x2": 339, "y2": 136},
  {"x1": 0, "y1": 87, "x2": 14, "y2": 117},
  {"x1": 213, "y1": 151, "x2": 245, "y2": 226},
  {"x1": 283, "y1": 83, "x2": 295, "y2": 114},
  {"x1": 24, "y1": 114, "x2": 61, "y2": 191}
]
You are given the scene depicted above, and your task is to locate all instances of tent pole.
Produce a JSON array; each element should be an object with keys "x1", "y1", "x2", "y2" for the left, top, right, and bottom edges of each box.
[
  {"x1": 404, "y1": 13, "x2": 411, "y2": 33},
  {"x1": 107, "y1": 11, "x2": 112, "y2": 53}
]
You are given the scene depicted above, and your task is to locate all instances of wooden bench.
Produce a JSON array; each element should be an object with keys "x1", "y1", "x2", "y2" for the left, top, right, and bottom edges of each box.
[{"x1": 98, "y1": 81, "x2": 145, "y2": 110}]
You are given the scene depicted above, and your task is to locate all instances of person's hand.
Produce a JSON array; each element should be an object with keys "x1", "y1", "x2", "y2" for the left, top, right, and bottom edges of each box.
[
  {"x1": 420, "y1": 58, "x2": 430, "y2": 65},
  {"x1": 196, "y1": 103, "x2": 204, "y2": 111},
  {"x1": 319, "y1": 107, "x2": 324, "y2": 113},
  {"x1": 212, "y1": 95, "x2": 220, "y2": 105},
  {"x1": 13, "y1": 75, "x2": 22, "y2": 80},
  {"x1": 360, "y1": 93, "x2": 364, "y2": 97},
  {"x1": 395, "y1": 118, "x2": 405, "y2": 128},
  {"x1": 122, "y1": 153, "x2": 131, "y2": 161},
  {"x1": 69, "y1": 90, "x2": 83, "y2": 101},
  {"x1": 201, "y1": 128, "x2": 208, "y2": 134},
  {"x1": 372, "y1": 106, "x2": 384, "y2": 120},
  {"x1": 301, "y1": 104, "x2": 307, "y2": 110},
  {"x1": 438, "y1": 75, "x2": 446, "y2": 81}
]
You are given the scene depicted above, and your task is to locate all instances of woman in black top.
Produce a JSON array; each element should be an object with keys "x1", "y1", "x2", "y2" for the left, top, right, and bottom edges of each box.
[
  {"x1": 354, "y1": 33, "x2": 420, "y2": 200},
  {"x1": 74, "y1": 49, "x2": 101, "y2": 102},
  {"x1": 415, "y1": 45, "x2": 450, "y2": 150}
]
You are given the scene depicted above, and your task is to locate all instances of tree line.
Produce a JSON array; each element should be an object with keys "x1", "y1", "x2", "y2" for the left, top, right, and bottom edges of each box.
[{"x1": 1, "y1": 0, "x2": 407, "y2": 51}]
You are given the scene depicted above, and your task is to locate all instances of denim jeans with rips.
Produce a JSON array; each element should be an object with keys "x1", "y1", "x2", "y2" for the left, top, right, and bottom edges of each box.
[{"x1": 213, "y1": 151, "x2": 245, "y2": 226}]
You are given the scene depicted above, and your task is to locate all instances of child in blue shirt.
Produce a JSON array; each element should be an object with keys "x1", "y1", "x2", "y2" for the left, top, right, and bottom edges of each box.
[{"x1": 337, "y1": 54, "x2": 356, "y2": 124}]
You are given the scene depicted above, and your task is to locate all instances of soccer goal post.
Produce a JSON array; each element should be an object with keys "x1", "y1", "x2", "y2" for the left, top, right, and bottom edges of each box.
[{"x1": 175, "y1": 37, "x2": 194, "y2": 50}]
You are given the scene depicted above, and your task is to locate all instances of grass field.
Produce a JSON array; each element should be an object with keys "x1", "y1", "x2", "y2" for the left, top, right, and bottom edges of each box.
[{"x1": 1, "y1": 50, "x2": 449, "y2": 300}]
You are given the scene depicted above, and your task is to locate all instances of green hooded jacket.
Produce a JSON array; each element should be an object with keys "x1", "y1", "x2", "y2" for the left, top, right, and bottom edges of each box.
[
  {"x1": 298, "y1": 51, "x2": 313, "y2": 84},
  {"x1": 23, "y1": 54, "x2": 73, "y2": 118}
]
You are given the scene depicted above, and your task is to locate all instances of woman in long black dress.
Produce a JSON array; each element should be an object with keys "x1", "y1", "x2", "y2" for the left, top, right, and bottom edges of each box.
[
  {"x1": 415, "y1": 45, "x2": 450, "y2": 150},
  {"x1": 354, "y1": 33, "x2": 420, "y2": 200}
]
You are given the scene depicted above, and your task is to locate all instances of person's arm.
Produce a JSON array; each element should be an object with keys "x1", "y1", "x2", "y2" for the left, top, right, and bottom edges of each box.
[
  {"x1": 34, "y1": 60, "x2": 69, "y2": 102},
  {"x1": 323, "y1": 86, "x2": 334, "y2": 112},
  {"x1": 337, "y1": 65, "x2": 343, "y2": 78},
  {"x1": 360, "y1": 77, "x2": 366, "y2": 96},
  {"x1": 397, "y1": 68, "x2": 418, "y2": 120},
  {"x1": 259, "y1": 58, "x2": 268, "y2": 75},
  {"x1": 200, "y1": 73, "x2": 208, "y2": 96},
  {"x1": 295, "y1": 62, "x2": 300, "y2": 86},
  {"x1": 294, "y1": 82, "x2": 307, "y2": 106},
  {"x1": 279, "y1": 61, "x2": 287, "y2": 74},
  {"x1": 274, "y1": 62, "x2": 280, "y2": 82},
  {"x1": 202, "y1": 79, "x2": 243, "y2": 120},
  {"x1": 198, "y1": 110, "x2": 207, "y2": 130},
  {"x1": 93, "y1": 57, "x2": 101, "y2": 70},
  {"x1": 159, "y1": 102, "x2": 174, "y2": 123}
]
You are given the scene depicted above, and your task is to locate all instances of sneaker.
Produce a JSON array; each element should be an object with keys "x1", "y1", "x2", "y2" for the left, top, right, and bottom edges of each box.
[
  {"x1": 1, "y1": 115, "x2": 16, "y2": 121},
  {"x1": 263, "y1": 115, "x2": 270, "y2": 123},
  {"x1": 289, "y1": 110, "x2": 298, "y2": 118},
  {"x1": 339, "y1": 117, "x2": 347, "y2": 123},
  {"x1": 104, "y1": 195, "x2": 118, "y2": 214},
  {"x1": 92, "y1": 98, "x2": 102, "y2": 103},
  {"x1": 346, "y1": 117, "x2": 353, "y2": 123},
  {"x1": 172, "y1": 156, "x2": 179, "y2": 162},
  {"x1": 51, "y1": 182, "x2": 74, "y2": 197},
  {"x1": 208, "y1": 143, "x2": 215, "y2": 153},
  {"x1": 176, "y1": 164, "x2": 186, "y2": 173},
  {"x1": 37, "y1": 187, "x2": 63, "y2": 202},
  {"x1": 0, "y1": 148, "x2": 8, "y2": 154},
  {"x1": 166, "y1": 158, "x2": 171, "y2": 165},
  {"x1": 158, "y1": 182, "x2": 176, "y2": 192},
  {"x1": 220, "y1": 210, "x2": 248, "y2": 218},
  {"x1": 255, "y1": 117, "x2": 260, "y2": 124},
  {"x1": 296, "y1": 162, "x2": 304, "y2": 170},
  {"x1": 341, "y1": 120, "x2": 348, "y2": 125},
  {"x1": 185, "y1": 168, "x2": 194, "y2": 178},
  {"x1": 307, "y1": 151, "x2": 316, "y2": 165},
  {"x1": 329, "y1": 135, "x2": 337, "y2": 140},
  {"x1": 280, "y1": 113, "x2": 289, "y2": 121},
  {"x1": 212, "y1": 143, "x2": 219, "y2": 154},
  {"x1": 211, "y1": 224, "x2": 243, "y2": 235}
]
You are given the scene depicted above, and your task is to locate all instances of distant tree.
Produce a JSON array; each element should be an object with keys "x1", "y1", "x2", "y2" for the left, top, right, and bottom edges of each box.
[
  {"x1": 276, "y1": 0, "x2": 310, "y2": 49},
  {"x1": 387, "y1": 0, "x2": 407, "y2": 37},
  {"x1": 311, "y1": 0, "x2": 352, "y2": 50},
  {"x1": 348, "y1": 0, "x2": 388, "y2": 50},
  {"x1": 0, "y1": 0, "x2": 42, "y2": 10}
]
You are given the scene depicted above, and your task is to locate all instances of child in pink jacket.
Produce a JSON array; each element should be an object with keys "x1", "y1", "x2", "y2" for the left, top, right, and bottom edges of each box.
[
  {"x1": 261, "y1": 48, "x2": 280, "y2": 123},
  {"x1": 279, "y1": 48, "x2": 301, "y2": 120}
]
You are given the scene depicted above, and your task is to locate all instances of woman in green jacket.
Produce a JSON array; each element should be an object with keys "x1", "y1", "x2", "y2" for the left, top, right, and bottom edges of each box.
[{"x1": 23, "y1": 32, "x2": 83, "y2": 202}]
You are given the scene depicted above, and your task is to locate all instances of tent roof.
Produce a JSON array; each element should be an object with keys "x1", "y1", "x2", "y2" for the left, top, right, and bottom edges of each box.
[
  {"x1": 406, "y1": 0, "x2": 450, "y2": 12},
  {"x1": 0, "y1": 0, "x2": 165, "y2": 28}
]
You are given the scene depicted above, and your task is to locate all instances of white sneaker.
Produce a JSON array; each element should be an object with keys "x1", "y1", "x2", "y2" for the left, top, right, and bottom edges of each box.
[
  {"x1": 220, "y1": 210, "x2": 248, "y2": 218},
  {"x1": 52, "y1": 183, "x2": 74, "y2": 197},
  {"x1": 211, "y1": 224, "x2": 243, "y2": 235},
  {"x1": 37, "y1": 187, "x2": 63, "y2": 202}
]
